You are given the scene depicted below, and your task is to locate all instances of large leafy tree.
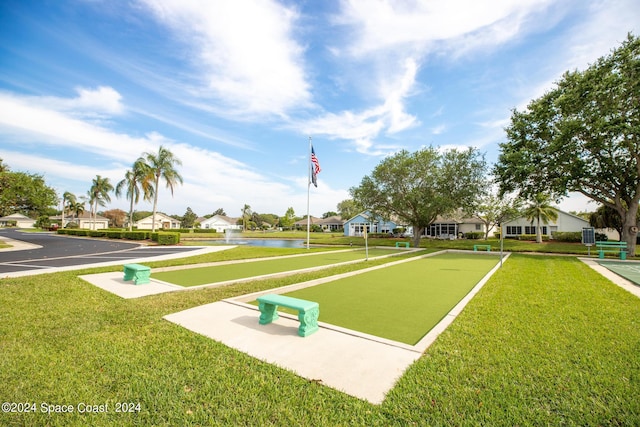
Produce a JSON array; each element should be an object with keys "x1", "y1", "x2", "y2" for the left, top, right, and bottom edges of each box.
[
  {"x1": 182, "y1": 207, "x2": 198, "y2": 228},
  {"x1": 143, "y1": 146, "x2": 183, "y2": 232},
  {"x1": 0, "y1": 159, "x2": 57, "y2": 217},
  {"x1": 336, "y1": 199, "x2": 362, "y2": 220},
  {"x1": 350, "y1": 147, "x2": 486, "y2": 247},
  {"x1": 88, "y1": 175, "x2": 113, "y2": 230},
  {"x1": 116, "y1": 158, "x2": 154, "y2": 231},
  {"x1": 522, "y1": 193, "x2": 559, "y2": 243},
  {"x1": 279, "y1": 207, "x2": 296, "y2": 229},
  {"x1": 494, "y1": 34, "x2": 640, "y2": 255}
]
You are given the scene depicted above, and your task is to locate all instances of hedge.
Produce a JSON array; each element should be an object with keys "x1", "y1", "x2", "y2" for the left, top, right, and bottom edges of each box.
[
  {"x1": 464, "y1": 232, "x2": 484, "y2": 240},
  {"x1": 517, "y1": 234, "x2": 549, "y2": 241},
  {"x1": 552, "y1": 231, "x2": 582, "y2": 242},
  {"x1": 151, "y1": 232, "x2": 181, "y2": 245}
]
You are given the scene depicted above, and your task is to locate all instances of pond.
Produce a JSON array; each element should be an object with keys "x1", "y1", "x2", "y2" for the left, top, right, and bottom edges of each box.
[{"x1": 201, "y1": 239, "x2": 306, "y2": 248}]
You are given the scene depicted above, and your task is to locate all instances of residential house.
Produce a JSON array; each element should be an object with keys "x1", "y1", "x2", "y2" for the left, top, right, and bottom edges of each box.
[
  {"x1": 503, "y1": 208, "x2": 590, "y2": 239},
  {"x1": 0, "y1": 213, "x2": 35, "y2": 228},
  {"x1": 197, "y1": 215, "x2": 242, "y2": 232},
  {"x1": 134, "y1": 213, "x2": 181, "y2": 230},
  {"x1": 343, "y1": 212, "x2": 398, "y2": 237},
  {"x1": 317, "y1": 215, "x2": 345, "y2": 232},
  {"x1": 51, "y1": 212, "x2": 110, "y2": 229},
  {"x1": 294, "y1": 216, "x2": 322, "y2": 230},
  {"x1": 421, "y1": 215, "x2": 486, "y2": 239}
]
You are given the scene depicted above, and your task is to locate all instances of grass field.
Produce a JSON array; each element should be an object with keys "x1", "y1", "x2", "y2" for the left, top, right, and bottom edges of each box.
[
  {"x1": 1, "y1": 247, "x2": 639, "y2": 425},
  {"x1": 151, "y1": 248, "x2": 409, "y2": 287},
  {"x1": 276, "y1": 253, "x2": 501, "y2": 344}
]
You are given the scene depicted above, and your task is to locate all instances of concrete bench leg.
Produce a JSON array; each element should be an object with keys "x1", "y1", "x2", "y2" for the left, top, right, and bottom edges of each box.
[
  {"x1": 298, "y1": 307, "x2": 319, "y2": 337},
  {"x1": 258, "y1": 302, "x2": 279, "y2": 325},
  {"x1": 133, "y1": 270, "x2": 151, "y2": 285}
]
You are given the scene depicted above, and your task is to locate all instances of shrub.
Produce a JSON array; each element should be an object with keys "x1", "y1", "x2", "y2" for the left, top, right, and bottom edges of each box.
[
  {"x1": 517, "y1": 234, "x2": 549, "y2": 241},
  {"x1": 464, "y1": 232, "x2": 484, "y2": 240},
  {"x1": 106, "y1": 230, "x2": 125, "y2": 239},
  {"x1": 552, "y1": 231, "x2": 581, "y2": 242},
  {"x1": 124, "y1": 231, "x2": 149, "y2": 240},
  {"x1": 152, "y1": 232, "x2": 180, "y2": 245}
]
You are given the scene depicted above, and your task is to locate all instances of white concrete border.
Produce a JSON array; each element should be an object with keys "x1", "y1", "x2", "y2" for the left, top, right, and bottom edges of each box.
[{"x1": 579, "y1": 257, "x2": 640, "y2": 299}]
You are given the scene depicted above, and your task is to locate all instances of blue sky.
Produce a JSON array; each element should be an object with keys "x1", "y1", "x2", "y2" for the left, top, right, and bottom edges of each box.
[{"x1": 1, "y1": 0, "x2": 638, "y2": 219}]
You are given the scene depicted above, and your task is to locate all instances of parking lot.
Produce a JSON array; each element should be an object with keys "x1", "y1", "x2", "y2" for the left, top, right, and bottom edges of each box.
[{"x1": 0, "y1": 229, "x2": 216, "y2": 277}]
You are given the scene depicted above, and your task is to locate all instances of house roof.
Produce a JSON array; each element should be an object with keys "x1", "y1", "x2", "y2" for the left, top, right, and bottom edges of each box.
[
  {"x1": 51, "y1": 212, "x2": 108, "y2": 220},
  {"x1": 294, "y1": 216, "x2": 322, "y2": 226},
  {"x1": 136, "y1": 213, "x2": 181, "y2": 223},
  {"x1": 0, "y1": 213, "x2": 34, "y2": 221},
  {"x1": 317, "y1": 215, "x2": 345, "y2": 225}
]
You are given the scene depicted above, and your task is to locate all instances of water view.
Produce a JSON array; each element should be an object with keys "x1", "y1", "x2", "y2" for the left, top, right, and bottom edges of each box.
[{"x1": 204, "y1": 239, "x2": 306, "y2": 248}]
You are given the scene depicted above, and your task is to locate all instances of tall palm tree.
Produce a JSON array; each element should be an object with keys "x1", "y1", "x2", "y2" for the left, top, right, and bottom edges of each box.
[
  {"x1": 88, "y1": 175, "x2": 114, "y2": 230},
  {"x1": 241, "y1": 204, "x2": 252, "y2": 231},
  {"x1": 70, "y1": 201, "x2": 85, "y2": 219},
  {"x1": 116, "y1": 158, "x2": 154, "y2": 231},
  {"x1": 523, "y1": 193, "x2": 558, "y2": 243},
  {"x1": 61, "y1": 191, "x2": 76, "y2": 227},
  {"x1": 143, "y1": 146, "x2": 183, "y2": 232}
]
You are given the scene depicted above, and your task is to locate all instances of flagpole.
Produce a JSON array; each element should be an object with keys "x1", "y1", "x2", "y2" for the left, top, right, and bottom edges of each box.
[{"x1": 306, "y1": 136, "x2": 312, "y2": 249}]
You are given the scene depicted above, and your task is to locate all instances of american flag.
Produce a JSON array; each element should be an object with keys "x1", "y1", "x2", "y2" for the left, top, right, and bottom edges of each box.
[{"x1": 311, "y1": 145, "x2": 321, "y2": 187}]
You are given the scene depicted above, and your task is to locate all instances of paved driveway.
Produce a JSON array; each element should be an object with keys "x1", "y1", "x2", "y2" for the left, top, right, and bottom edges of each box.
[{"x1": 0, "y1": 229, "x2": 214, "y2": 277}]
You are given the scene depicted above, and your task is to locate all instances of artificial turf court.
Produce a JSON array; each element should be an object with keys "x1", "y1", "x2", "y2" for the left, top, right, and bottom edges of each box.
[
  {"x1": 263, "y1": 252, "x2": 502, "y2": 345},
  {"x1": 151, "y1": 247, "x2": 408, "y2": 287},
  {"x1": 598, "y1": 261, "x2": 640, "y2": 286}
]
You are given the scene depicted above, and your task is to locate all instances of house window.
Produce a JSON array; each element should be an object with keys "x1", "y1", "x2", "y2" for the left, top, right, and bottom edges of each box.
[
  {"x1": 525, "y1": 226, "x2": 548, "y2": 235},
  {"x1": 506, "y1": 226, "x2": 522, "y2": 235},
  {"x1": 475, "y1": 224, "x2": 482, "y2": 231}
]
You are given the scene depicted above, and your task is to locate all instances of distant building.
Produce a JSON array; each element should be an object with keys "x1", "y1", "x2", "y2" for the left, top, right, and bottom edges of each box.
[
  {"x1": 343, "y1": 212, "x2": 397, "y2": 236},
  {"x1": 197, "y1": 215, "x2": 242, "y2": 232},
  {"x1": 0, "y1": 213, "x2": 36, "y2": 228},
  {"x1": 503, "y1": 209, "x2": 590, "y2": 238},
  {"x1": 51, "y1": 212, "x2": 109, "y2": 229},
  {"x1": 134, "y1": 213, "x2": 181, "y2": 230},
  {"x1": 317, "y1": 215, "x2": 345, "y2": 232}
]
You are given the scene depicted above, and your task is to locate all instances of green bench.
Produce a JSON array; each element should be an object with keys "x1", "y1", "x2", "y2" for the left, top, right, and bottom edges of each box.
[
  {"x1": 257, "y1": 294, "x2": 319, "y2": 337},
  {"x1": 474, "y1": 244, "x2": 491, "y2": 252},
  {"x1": 395, "y1": 241, "x2": 410, "y2": 248},
  {"x1": 123, "y1": 263, "x2": 151, "y2": 285},
  {"x1": 596, "y1": 241, "x2": 627, "y2": 260}
]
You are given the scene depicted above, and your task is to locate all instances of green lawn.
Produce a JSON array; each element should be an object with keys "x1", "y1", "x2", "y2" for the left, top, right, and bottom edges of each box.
[
  {"x1": 279, "y1": 253, "x2": 500, "y2": 344},
  {"x1": 1, "y1": 249, "x2": 639, "y2": 425},
  {"x1": 152, "y1": 248, "x2": 406, "y2": 287}
]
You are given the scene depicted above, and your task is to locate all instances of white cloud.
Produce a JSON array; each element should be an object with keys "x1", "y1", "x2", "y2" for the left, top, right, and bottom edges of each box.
[
  {"x1": 0, "y1": 91, "x2": 340, "y2": 216},
  {"x1": 334, "y1": 0, "x2": 556, "y2": 57},
  {"x1": 138, "y1": 0, "x2": 311, "y2": 117},
  {"x1": 297, "y1": 57, "x2": 417, "y2": 155}
]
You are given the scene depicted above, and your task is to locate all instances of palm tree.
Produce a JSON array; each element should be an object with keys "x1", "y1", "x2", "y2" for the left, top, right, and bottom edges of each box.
[
  {"x1": 143, "y1": 146, "x2": 183, "y2": 232},
  {"x1": 523, "y1": 193, "x2": 558, "y2": 243},
  {"x1": 88, "y1": 175, "x2": 114, "y2": 230},
  {"x1": 61, "y1": 191, "x2": 76, "y2": 227},
  {"x1": 116, "y1": 158, "x2": 154, "y2": 231},
  {"x1": 241, "y1": 204, "x2": 252, "y2": 231},
  {"x1": 70, "y1": 201, "x2": 85, "y2": 219}
]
